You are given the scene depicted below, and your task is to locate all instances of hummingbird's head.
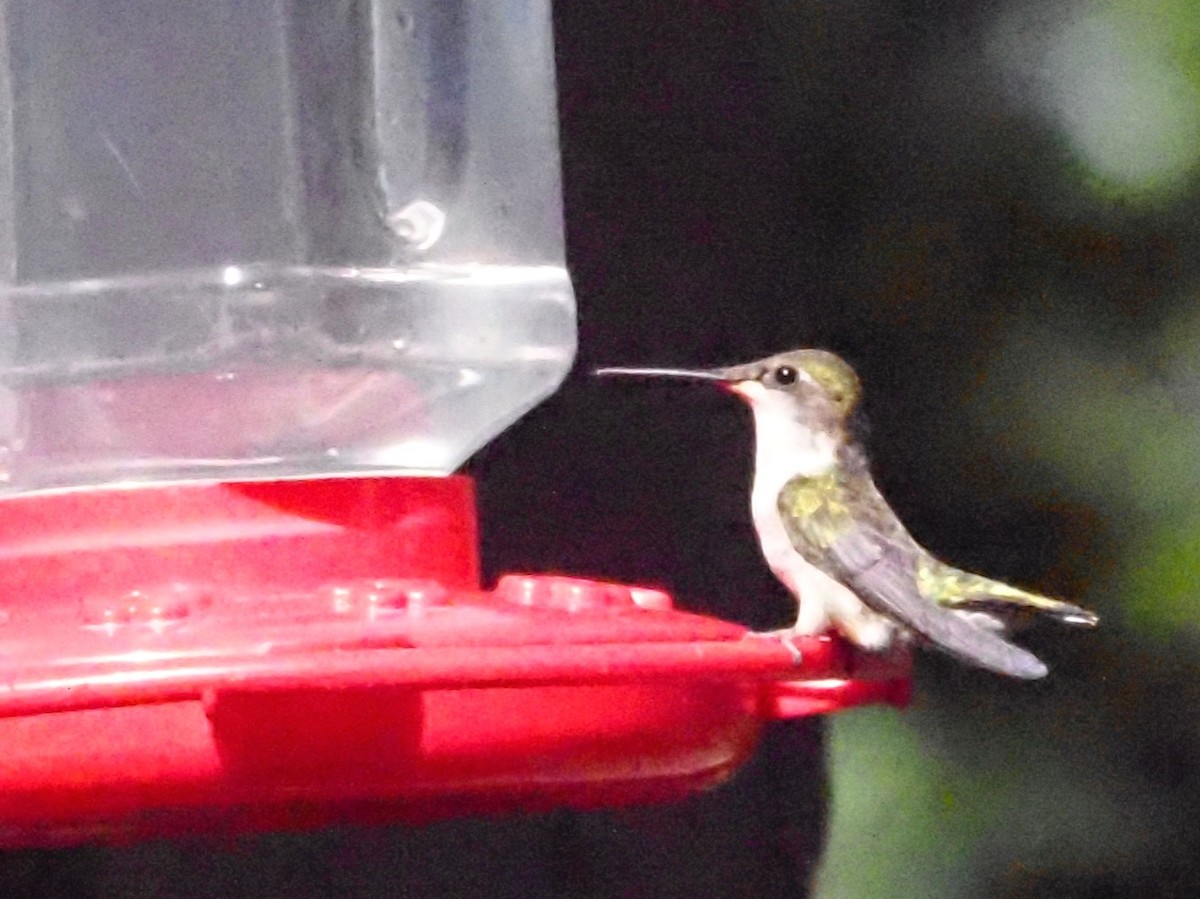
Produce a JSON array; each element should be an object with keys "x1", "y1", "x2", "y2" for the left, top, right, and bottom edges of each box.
[
  {"x1": 595, "y1": 348, "x2": 862, "y2": 439},
  {"x1": 714, "y1": 349, "x2": 862, "y2": 437}
]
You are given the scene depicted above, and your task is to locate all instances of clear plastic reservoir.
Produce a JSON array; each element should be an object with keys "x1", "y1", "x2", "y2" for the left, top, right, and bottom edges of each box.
[{"x1": 0, "y1": 0, "x2": 575, "y2": 492}]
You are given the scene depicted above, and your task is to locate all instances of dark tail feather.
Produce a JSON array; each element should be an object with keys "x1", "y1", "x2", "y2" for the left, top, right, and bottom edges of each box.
[
  {"x1": 844, "y1": 551, "x2": 1050, "y2": 679},
  {"x1": 907, "y1": 603, "x2": 1049, "y2": 679},
  {"x1": 950, "y1": 595, "x2": 1099, "y2": 629}
]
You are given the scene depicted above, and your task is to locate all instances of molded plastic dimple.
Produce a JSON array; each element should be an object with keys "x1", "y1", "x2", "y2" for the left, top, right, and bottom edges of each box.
[
  {"x1": 322, "y1": 578, "x2": 450, "y2": 617},
  {"x1": 494, "y1": 574, "x2": 669, "y2": 612},
  {"x1": 80, "y1": 582, "x2": 211, "y2": 634}
]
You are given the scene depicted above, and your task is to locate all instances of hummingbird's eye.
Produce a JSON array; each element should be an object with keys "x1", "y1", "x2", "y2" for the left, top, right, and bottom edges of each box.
[{"x1": 773, "y1": 365, "x2": 798, "y2": 386}]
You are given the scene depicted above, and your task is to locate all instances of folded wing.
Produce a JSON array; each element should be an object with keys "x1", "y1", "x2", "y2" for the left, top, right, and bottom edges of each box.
[{"x1": 778, "y1": 461, "x2": 1050, "y2": 679}]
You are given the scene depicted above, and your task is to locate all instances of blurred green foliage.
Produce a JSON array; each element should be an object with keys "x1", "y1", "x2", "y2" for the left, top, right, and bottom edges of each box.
[{"x1": 1050, "y1": 0, "x2": 1200, "y2": 199}]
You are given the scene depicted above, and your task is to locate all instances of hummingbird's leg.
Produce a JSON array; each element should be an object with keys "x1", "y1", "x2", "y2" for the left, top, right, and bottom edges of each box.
[
  {"x1": 778, "y1": 633, "x2": 803, "y2": 664},
  {"x1": 742, "y1": 628, "x2": 804, "y2": 664},
  {"x1": 811, "y1": 572, "x2": 900, "y2": 651},
  {"x1": 791, "y1": 583, "x2": 834, "y2": 636},
  {"x1": 778, "y1": 562, "x2": 892, "y2": 646},
  {"x1": 745, "y1": 598, "x2": 895, "y2": 663}
]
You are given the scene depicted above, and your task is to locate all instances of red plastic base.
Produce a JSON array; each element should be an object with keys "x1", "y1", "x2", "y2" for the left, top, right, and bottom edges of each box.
[{"x1": 0, "y1": 476, "x2": 909, "y2": 846}]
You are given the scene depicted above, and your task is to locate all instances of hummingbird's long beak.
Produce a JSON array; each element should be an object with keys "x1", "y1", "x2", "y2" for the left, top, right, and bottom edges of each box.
[
  {"x1": 593, "y1": 365, "x2": 728, "y2": 383},
  {"x1": 595, "y1": 364, "x2": 767, "y2": 399}
]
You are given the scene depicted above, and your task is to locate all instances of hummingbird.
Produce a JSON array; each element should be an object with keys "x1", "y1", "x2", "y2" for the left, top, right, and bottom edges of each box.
[{"x1": 596, "y1": 348, "x2": 1097, "y2": 679}]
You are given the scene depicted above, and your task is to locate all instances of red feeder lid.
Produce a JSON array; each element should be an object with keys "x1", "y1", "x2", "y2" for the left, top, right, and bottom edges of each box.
[{"x1": 0, "y1": 475, "x2": 909, "y2": 847}]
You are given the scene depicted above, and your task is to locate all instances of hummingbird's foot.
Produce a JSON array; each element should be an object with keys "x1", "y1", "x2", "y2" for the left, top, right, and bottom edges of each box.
[{"x1": 742, "y1": 629, "x2": 804, "y2": 665}]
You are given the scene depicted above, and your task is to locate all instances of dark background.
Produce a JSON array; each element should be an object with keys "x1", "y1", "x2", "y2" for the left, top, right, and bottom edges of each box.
[{"x1": 9, "y1": 1, "x2": 1200, "y2": 895}]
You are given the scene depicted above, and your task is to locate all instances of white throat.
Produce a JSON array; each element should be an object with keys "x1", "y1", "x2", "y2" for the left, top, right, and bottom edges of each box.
[{"x1": 739, "y1": 386, "x2": 840, "y2": 499}]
